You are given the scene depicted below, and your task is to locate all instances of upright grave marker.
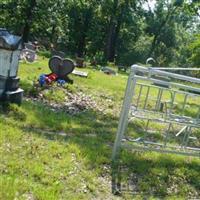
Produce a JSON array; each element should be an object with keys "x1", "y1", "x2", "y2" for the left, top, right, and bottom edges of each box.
[{"x1": 0, "y1": 28, "x2": 23, "y2": 104}]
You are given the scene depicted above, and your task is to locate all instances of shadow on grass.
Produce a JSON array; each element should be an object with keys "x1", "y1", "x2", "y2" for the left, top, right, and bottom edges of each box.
[
  {"x1": 112, "y1": 150, "x2": 200, "y2": 198},
  {"x1": 1, "y1": 100, "x2": 200, "y2": 198},
  {"x1": 15, "y1": 100, "x2": 118, "y2": 168}
]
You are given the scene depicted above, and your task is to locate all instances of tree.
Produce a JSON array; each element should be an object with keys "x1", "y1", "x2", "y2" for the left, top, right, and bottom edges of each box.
[
  {"x1": 0, "y1": 0, "x2": 199, "y2": 68},
  {"x1": 145, "y1": 0, "x2": 184, "y2": 58},
  {"x1": 104, "y1": 0, "x2": 139, "y2": 62},
  {"x1": 189, "y1": 34, "x2": 200, "y2": 67},
  {"x1": 67, "y1": 0, "x2": 98, "y2": 57}
]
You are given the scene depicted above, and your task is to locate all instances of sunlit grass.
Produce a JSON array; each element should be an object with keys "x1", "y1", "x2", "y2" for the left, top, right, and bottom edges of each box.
[{"x1": 0, "y1": 57, "x2": 199, "y2": 199}]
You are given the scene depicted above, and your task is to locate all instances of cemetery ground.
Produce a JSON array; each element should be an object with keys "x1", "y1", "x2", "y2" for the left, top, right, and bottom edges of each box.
[{"x1": 0, "y1": 57, "x2": 200, "y2": 200}]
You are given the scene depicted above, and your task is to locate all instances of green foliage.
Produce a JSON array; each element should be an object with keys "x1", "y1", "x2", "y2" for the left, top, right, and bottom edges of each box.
[
  {"x1": 189, "y1": 34, "x2": 200, "y2": 67},
  {"x1": 38, "y1": 50, "x2": 51, "y2": 58},
  {"x1": 0, "y1": 0, "x2": 199, "y2": 66}
]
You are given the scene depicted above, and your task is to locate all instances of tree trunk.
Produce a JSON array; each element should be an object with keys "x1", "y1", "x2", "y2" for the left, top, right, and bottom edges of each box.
[
  {"x1": 50, "y1": 25, "x2": 56, "y2": 44},
  {"x1": 148, "y1": 35, "x2": 158, "y2": 57},
  {"x1": 77, "y1": 33, "x2": 86, "y2": 57},
  {"x1": 104, "y1": 0, "x2": 119, "y2": 62},
  {"x1": 108, "y1": 13, "x2": 123, "y2": 62},
  {"x1": 104, "y1": 0, "x2": 128, "y2": 62},
  {"x1": 105, "y1": 21, "x2": 116, "y2": 62},
  {"x1": 77, "y1": 9, "x2": 92, "y2": 57},
  {"x1": 22, "y1": 0, "x2": 37, "y2": 42}
]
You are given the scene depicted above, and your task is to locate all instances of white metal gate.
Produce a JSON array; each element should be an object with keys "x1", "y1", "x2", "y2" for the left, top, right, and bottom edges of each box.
[
  {"x1": 112, "y1": 65, "x2": 200, "y2": 161},
  {"x1": 112, "y1": 65, "x2": 200, "y2": 160}
]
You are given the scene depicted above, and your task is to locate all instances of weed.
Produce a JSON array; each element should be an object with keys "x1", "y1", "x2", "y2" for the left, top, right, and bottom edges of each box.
[{"x1": 7, "y1": 104, "x2": 27, "y2": 121}]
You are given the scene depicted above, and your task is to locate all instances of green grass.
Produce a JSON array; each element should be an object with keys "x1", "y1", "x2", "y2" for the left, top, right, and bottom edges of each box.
[
  {"x1": 0, "y1": 102, "x2": 116, "y2": 199},
  {"x1": 0, "y1": 57, "x2": 199, "y2": 199},
  {"x1": 19, "y1": 58, "x2": 127, "y2": 103}
]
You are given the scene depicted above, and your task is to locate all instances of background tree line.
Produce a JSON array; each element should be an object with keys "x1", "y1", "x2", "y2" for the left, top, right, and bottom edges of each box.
[{"x1": 0, "y1": 0, "x2": 199, "y2": 68}]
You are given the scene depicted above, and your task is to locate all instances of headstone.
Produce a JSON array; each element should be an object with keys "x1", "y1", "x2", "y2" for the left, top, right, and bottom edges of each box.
[
  {"x1": 72, "y1": 70, "x2": 88, "y2": 78},
  {"x1": 0, "y1": 28, "x2": 23, "y2": 104},
  {"x1": 101, "y1": 67, "x2": 117, "y2": 75},
  {"x1": 49, "y1": 56, "x2": 75, "y2": 77},
  {"x1": 51, "y1": 50, "x2": 65, "y2": 58},
  {"x1": 75, "y1": 57, "x2": 85, "y2": 68}
]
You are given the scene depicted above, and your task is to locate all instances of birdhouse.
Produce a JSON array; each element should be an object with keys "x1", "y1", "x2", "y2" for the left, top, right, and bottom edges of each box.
[{"x1": 0, "y1": 28, "x2": 23, "y2": 104}]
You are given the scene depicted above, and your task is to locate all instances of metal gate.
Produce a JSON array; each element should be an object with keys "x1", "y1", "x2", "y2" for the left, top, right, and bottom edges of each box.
[{"x1": 112, "y1": 65, "x2": 200, "y2": 193}]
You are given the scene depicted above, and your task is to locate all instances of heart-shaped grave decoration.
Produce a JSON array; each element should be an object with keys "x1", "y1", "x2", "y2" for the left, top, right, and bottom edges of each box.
[{"x1": 49, "y1": 56, "x2": 75, "y2": 77}]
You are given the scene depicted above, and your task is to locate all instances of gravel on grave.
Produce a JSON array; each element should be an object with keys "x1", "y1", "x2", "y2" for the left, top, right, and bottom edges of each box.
[{"x1": 26, "y1": 86, "x2": 115, "y2": 115}]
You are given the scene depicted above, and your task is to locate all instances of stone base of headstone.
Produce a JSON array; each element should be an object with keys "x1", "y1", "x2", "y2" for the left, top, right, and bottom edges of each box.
[
  {"x1": 76, "y1": 57, "x2": 85, "y2": 68},
  {"x1": 5, "y1": 88, "x2": 24, "y2": 105},
  {"x1": 6, "y1": 77, "x2": 20, "y2": 91}
]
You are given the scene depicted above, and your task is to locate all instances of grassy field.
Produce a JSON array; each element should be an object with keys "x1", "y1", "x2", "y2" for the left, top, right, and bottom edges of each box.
[{"x1": 0, "y1": 57, "x2": 200, "y2": 199}]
